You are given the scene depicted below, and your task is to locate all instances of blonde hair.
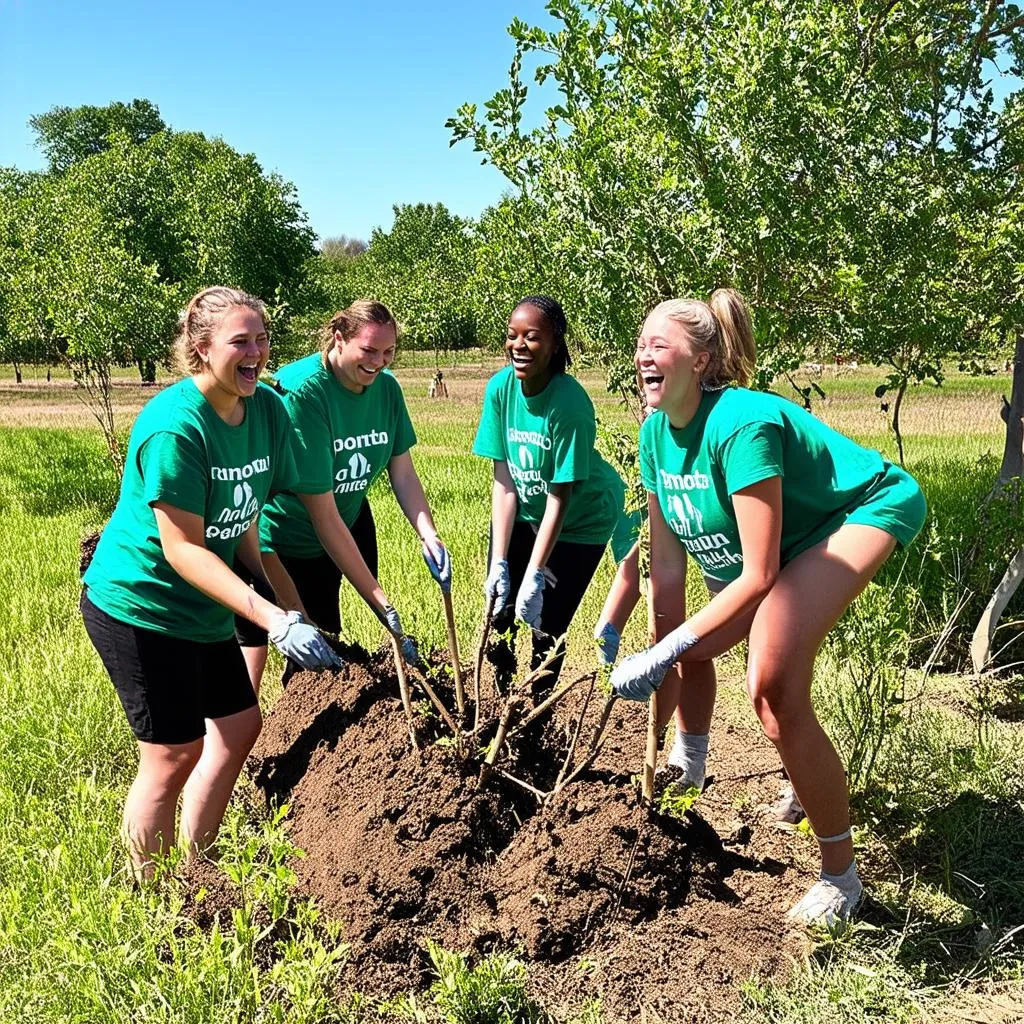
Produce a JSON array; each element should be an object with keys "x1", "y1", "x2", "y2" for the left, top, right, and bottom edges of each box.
[
  {"x1": 320, "y1": 300, "x2": 397, "y2": 356},
  {"x1": 648, "y1": 288, "x2": 756, "y2": 389},
  {"x1": 174, "y1": 286, "x2": 269, "y2": 376}
]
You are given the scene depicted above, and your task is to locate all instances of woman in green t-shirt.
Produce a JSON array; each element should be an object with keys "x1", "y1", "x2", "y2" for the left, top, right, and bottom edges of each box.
[
  {"x1": 81, "y1": 287, "x2": 342, "y2": 879},
  {"x1": 609, "y1": 289, "x2": 925, "y2": 928},
  {"x1": 236, "y1": 300, "x2": 448, "y2": 689},
  {"x1": 473, "y1": 295, "x2": 627, "y2": 688}
]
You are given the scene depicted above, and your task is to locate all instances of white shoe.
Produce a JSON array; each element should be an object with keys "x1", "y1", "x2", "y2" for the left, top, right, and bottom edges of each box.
[
  {"x1": 771, "y1": 783, "x2": 805, "y2": 824},
  {"x1": 786, "y1": 873, "x2": 863, "y2": 929}
]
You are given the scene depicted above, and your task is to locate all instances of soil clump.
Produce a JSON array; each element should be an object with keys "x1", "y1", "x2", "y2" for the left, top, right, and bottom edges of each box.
[{"x1": 246, "y1": 645, "x2": 813, "y2": 1022}]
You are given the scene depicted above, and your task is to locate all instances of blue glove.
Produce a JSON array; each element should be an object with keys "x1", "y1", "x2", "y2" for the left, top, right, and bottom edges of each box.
[
  {"x1": 268, "y1": 611, "x2": 343, "y2": 672},
  {"x1": 515, "y1": 568, "x2": 546, "y2": 628},
  {"x1": 594, "y1": 621, "x2": 621, "y2": 667},
  {"x1": 421, "y1": 536, "x2": 452, "y2": 594},
  {"x1": 610, "y1": 625, "x2": 700, "y2": 701},
  {"x1": 483, "y1": 559, "x2": 511, "y2": 614},
  {"x1": 382, "y1": 604, "x2": 422, "y2": 667}
]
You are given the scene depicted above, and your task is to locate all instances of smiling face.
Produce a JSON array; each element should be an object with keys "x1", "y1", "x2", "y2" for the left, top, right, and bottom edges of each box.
[
  {"x1": 195, "y1": 306, "x2": 269, "y2": 400},
  {"x1": 333, "y1": 321, "x2": 397, "y2": 393},
  {"x1": 635, "y1": 310, "x2": 709, "y2": 422},
  {"x1": 506, "y1": 303, "x2": 559, "y2": 395}
]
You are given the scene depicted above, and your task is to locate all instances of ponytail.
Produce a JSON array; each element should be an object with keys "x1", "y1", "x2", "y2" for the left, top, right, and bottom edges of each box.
[
  {"x1": 707, "y1": 288, "x2": 755, "y2": 389},
  {"x1": 648, "y1": 289, "x2": 756, "y2": 390}
]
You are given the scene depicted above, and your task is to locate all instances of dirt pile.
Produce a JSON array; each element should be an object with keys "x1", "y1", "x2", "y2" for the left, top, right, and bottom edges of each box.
[{"x1": 247, "y1": 645, "x2": 813, "y2": 1022}]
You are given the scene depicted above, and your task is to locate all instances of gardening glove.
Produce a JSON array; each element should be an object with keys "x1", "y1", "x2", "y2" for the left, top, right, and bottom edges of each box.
[
  {"x1": 421, "y1": 535, "x2": 452, "y2": 594},
  {"x1": 380, "y1": 603, "x2": 422, "y2": 667},
  {"x1": 514, "y1": 568, "x2": 546, "y2": 628},
  {"x1": 268, "y1": 611, "x2": 343, "y2": 672},
  {"x1": 593, "y1": 621, "x2": 621, "y2": 667},
  {"x1": 610, "y1": 624, "x2": 700, "y2": 701},
  {"x1": 483, "y1": 558, "x2": 511, "y2": 614}
]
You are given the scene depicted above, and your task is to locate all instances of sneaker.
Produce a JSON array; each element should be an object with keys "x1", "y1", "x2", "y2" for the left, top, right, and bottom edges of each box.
[
  {"x1": 771, "y1": 783, "x2": 805, "y2": 824},
  {"x1": 786, "y1": 874, "x2": 863, "y2": 929}
]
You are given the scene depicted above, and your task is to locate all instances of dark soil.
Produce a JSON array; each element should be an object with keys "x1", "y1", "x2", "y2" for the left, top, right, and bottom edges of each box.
[{"x1": 244, "y1": 645, "x2": 815, "y2": 1023}]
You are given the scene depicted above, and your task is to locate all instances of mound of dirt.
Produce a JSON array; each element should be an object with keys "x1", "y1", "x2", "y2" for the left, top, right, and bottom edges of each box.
[{"x1": 247, "y1": 646, "x2": 815, "y2": 1022}]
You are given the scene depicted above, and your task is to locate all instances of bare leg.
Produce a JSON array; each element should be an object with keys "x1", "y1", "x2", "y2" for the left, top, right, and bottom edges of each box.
[
  {"x1": 240, "y1": 644, "x2": 268, "y2": 697},
  {"x1": 657, "y1": 608, "x2": 755, "y2": 732},
  {"x1": 179, "y1": 706, "x2": 263, "y2": 857},
  {"x1": 745, "y1": 524, "x2": 896, "y2": 874},
  {"x1": 124, "y1": 739, "x2": 202, "y2": 879}
]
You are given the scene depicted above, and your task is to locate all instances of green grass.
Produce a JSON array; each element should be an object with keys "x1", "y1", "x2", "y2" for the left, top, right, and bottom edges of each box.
[{"x1": 0, "y1": 368, "x2": 1022, "y2": 1022}]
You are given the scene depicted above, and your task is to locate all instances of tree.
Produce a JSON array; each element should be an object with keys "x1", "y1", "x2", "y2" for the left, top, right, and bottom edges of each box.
[
  {"x1": 321, "y1": 235, "x2": 368, "y2": 259},
  {"x1": 449, "y1": 1, "x2": 1023, "y2": 413},
  {"x1": 29, "y1": 99, "x2": 166, "y2": 174},
  {"x1": 361, "y1": 203, "x2": 479, "y2": 358}
]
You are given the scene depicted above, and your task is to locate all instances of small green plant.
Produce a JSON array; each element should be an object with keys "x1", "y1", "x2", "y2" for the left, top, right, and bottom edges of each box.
[
  {"x1": 657, "y1": 783, "x2": 701, "y2": 819},
  {"x1": 421, "y1": 940, "x2": 549, "y2": 1024}
]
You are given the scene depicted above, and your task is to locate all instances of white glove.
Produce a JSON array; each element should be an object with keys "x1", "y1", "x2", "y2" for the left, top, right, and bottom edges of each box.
[
  {"x1": 610, "y1": 624, "x2": 700, "y2": 700},
  {"x1": 381, "y1": 603, "x2": 422, "y2": 667},
  {"x1": 268, "y1": 611, "x2": 343, "y2": 671},
  {"x1": 483, "y1": 558, "x2": 511, "y2": 614}
]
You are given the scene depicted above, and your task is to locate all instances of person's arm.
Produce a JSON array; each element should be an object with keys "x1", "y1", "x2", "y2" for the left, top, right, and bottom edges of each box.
[
  {"x1": 298, "y1": 491, "x2": 390, "y2": 617},
  {"x1": 489, "y1": 461, "x2": 518, "y2": 565},
  {"x1": 675, "y1": 475, "x2": 781, "y2": 661},
  {"x1": 526, "y1": 482, "x2": 573, "y2": 571},
  {"x1": 610, "y1": 477, "x2": 781, "y2": 699},
  {"x1": 235, "y1": 518, "x2": 308, "y2": 619},
  {"x1": 154, "y1": 503, "x2": 283, "y2": 630},
  {"x1": 387, "y1": 451, "x2": 440, "y2": 544}
]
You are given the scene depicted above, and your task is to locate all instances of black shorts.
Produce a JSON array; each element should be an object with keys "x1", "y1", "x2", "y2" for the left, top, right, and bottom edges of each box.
[
  {"x1": 81, "y1": 590, "x2": 258, "y2": 745},
  {"x1": 234, "y1": 499, "x2": 379, "y2": 646}
]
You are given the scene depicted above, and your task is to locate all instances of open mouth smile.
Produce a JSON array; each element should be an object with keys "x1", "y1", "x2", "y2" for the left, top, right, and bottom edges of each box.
[{"x1": 238, "y1": 363, "x2": 259, "y2": 383}]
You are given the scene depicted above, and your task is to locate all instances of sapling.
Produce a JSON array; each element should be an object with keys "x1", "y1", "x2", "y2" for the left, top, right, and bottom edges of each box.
[
  {"x1": 389, "y1": 635, "x2": 420, "y2": 750},
  {"x1": 408, "y1": 662, "x2": 464, "y2": 754},
  {"x1": 442, "y1": 589, "x2": 466, "y2": 718},
  {"x1": 477, "y1": 642, "x2": 564, "y2": 790},
  {"x1": 473, "y1": 594, "x2": 496, "y2": 735}
]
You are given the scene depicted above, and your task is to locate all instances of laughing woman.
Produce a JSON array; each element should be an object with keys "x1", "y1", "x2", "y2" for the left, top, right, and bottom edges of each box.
[
  {"x1": 474, "y1": 295, "x2": 627, "y2": 688},
  {"x1": 82, "y1": 287, "x2": 340, "y2": 878},
  {"x1": 609, "y1": 290, "x2": 926, "y2": 926},
  {"x1": 235, "y1": 300, "x2": 447, "y2": 686}
]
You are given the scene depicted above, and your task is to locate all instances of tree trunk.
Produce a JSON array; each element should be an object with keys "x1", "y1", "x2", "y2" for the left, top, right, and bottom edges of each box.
[
  {"x1": 13, "y1": 360, "x2": 22, "y2": 384},
  {"x1": 892, "y1": 377, "x2": 908, "y2": 467},
  {"x1": 136, "y1": 357, "x2": 157, "y2": 384},
  {"x1": 996, "y1": 331, "x2": 1024, "y2": 487},
  {"x1": 968, "y1": 331, "x2": 1024, "y2": 674}
]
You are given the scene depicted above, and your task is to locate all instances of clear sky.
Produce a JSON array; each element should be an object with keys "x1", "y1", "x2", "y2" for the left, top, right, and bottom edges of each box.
[{"x1": 0, "y1": 0, "x2": 553, "y2": 242}]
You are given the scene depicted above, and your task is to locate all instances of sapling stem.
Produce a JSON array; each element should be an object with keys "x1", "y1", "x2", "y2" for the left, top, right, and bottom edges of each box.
[
  {"x1": 641, "y1": 573, "x2": 657, "y2": 803},
  {"x1": 477, "y1": 643, "x2": 563, "y2": 788},
  {"x1": 409, "y1": 665, "x2": 463, "y2": 753},
  {"x1": 478, "y1": 693, "x2": 524, "y2": 789},
  {"x1": 493, "y1": 767, "x2": 548, "y2": 801},
  {"x1": 552, "y1": 671, "x2": 597, "y2": 792},
  {"x1": 473, "y1": 595, "x2": 495, "y2": 735},
  {"x1": 390, "y1": 635, "x2": 419, "y2": 750},
  {"x1": 442, "y1": 590, "x2": 466, "y2": 718},
  {"x1": 551, "y1": 690, "x2": 617, "y2": 796},
  {"x1": 642, "y1": 692, "x2": 658, "y2": 803}
]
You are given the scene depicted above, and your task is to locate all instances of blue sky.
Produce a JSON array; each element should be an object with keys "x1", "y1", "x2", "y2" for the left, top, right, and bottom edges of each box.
[{"x1": 0, "y1": 0, "x2": 553, "y2": 241}]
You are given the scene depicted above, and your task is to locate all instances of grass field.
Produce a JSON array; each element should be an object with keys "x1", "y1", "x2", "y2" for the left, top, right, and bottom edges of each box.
[{"x1": 0, "y1": 362, "x2": 1021, "y2": 1022}]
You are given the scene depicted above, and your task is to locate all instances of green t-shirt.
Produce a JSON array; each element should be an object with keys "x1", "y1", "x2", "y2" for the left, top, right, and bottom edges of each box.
[
  {"x1": 83, "y1": 379, "x2": 299, "y2": 642},
  {"x1": 472, "y1": 365, "x2": 623, "y2": 546},
  {"x1": 639, "y1": 388, "x2": 887, "y2": 582},
  {"x1": 259, "y1": 355, "x2": 417, "y2": 558}
]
